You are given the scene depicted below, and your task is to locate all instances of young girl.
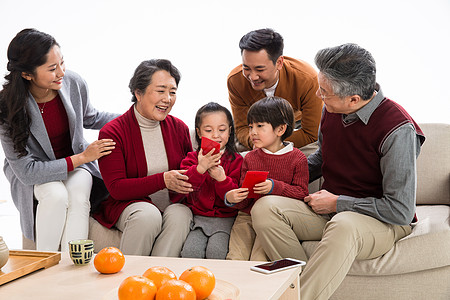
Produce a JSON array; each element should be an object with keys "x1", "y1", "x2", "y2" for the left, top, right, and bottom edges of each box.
[
  {"x1": 0, "y1": 29, "x2": 117, "y2": 251},
  {"x1": 180, "y1": 102, "x2": 243, "y2": 259},
  {"x1": 225, "y1": 96, "x2": 309, "y2": 260}
]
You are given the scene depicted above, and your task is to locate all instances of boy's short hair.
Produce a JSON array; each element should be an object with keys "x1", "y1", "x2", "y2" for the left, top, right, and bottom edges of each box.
[{"x1": 247, "y1": 97, "x2": 294, "y2": 141}]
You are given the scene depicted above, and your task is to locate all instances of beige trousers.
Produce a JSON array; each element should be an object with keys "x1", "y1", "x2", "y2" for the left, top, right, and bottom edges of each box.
[
  {"x1": 226, "y1": 211, "x2": 268, "y2": 261},
  {"x1": 298, "y1": 141, "x2": 319, "y2": 158},
  {"x1": 251, "y1": 196, "x2": 412, "y2": 300},
  {"x1": 116, "y1": 202, "x2": 192, "y2": 256}
]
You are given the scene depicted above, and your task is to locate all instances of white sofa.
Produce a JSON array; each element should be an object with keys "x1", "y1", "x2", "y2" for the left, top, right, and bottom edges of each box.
[{"x1": 24, "y1": 123, "x2": 450, "y2": 299}]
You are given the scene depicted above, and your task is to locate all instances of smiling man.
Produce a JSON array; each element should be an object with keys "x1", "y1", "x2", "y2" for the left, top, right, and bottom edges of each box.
[{"x1": 227, "y1": 28, "x2": 323, "y2": 151}]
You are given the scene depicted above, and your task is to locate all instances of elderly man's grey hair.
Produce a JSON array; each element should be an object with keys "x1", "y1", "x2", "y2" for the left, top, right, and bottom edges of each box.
[{"x1": 315, "y1": 43, "x2": 377, "y2": 100}]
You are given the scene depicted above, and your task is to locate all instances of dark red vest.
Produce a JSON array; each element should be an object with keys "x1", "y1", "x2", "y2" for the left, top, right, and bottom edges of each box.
[{"x1": 321, "y1": 98, "x2": 424, "y2": 198}]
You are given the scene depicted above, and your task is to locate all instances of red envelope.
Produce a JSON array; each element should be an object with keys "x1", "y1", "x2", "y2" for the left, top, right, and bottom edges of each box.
[
  {"x1": 200, "y1": 137, "x2": 221, "y2": 155},
  {"x1": 241, "y1": 171, "x2": 269, "y2": 198}
]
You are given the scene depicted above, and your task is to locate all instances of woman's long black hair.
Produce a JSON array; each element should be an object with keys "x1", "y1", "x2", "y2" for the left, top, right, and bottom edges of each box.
[{"x1": 0, "y1": 29, "x2": 59, "y2": 157}]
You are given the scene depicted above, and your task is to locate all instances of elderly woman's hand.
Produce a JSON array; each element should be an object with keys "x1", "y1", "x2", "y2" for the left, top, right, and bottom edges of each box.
[{"x1": 163, "y1": 170, "x2": 193, "y2": 194}]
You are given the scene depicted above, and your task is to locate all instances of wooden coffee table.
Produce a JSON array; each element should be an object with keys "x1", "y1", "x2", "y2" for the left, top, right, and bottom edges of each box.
[{"x1": 1, "y1": 251, "x2": 301, "y2": 299}]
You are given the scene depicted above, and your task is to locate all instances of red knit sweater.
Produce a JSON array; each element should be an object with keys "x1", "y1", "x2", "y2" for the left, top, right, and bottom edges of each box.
[
  {"x1": 39, "y1": 95, "x2": 74, "y2": 171},
  {"x1": 321, "y1": 98, "x2": 424, "y2": 198},
  {"x1": 234, "y1": 147, "x2": 309, "y2": 214},
  {"x1": 180, "y1": 150, "x2": 243, "y2": 217},
  {"x1": 93, "y1": 106, "x2": 193, "y2": 228}
]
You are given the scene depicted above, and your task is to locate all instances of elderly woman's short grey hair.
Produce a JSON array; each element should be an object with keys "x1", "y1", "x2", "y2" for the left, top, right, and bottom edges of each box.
[{"x1": 129, "y1": 59, "x2": 181, "y2": 103}]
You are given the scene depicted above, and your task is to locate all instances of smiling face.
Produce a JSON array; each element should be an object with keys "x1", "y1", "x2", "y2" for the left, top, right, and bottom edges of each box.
[
  {"x1": 23, "y1": 45, "x2": 65, "y2": 99},
  {"x1": 196, "y1": 111, "x2": 231, "y2": 151},
  {"x1": 241, "y1": 49, "x2": 283, "y2": 91},
  {"x1": 249, "y1": 121, "x2": 286, "y2": 153},
  {"x1": 135, "y1": 70, "x2": 177, "y2": 121}
]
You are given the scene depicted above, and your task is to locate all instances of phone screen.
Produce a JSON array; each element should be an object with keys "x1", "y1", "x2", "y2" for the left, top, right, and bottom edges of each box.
[{"x1": 256, "y1": 259, "x2": 301, "y2": 271}]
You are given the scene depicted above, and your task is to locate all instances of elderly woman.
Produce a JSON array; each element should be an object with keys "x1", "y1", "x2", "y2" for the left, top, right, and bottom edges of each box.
[{"x1": 93, "y1": 59, "x2": 194, "y2": 256}]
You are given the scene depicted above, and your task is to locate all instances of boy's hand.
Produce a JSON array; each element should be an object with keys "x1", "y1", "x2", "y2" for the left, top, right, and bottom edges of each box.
[
  {"x1": 226, "y1": 188, "x2": 249, "y2": 203},
  {"x1": 253, "y1": 179, "x2": 272, "y2": 195},
  {"x1": 197, "y1": 149, "x2": 222, "y2": 174}
]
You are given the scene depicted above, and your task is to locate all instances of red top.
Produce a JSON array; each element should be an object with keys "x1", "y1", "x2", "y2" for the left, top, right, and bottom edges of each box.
[
  {"x1": 234, "y1": 147, "x2": 309, "y2": 214},
  {"x1": 180, "y1": 150, "x2": 243, "y2": 217},
  {"x1": 92, "y1": 105, "x2": 193, "y2": 228},
  {"x1": 38, "y1": 95, "x2": 74, "y2": 171},
  {"x1": 321, "y1": 98, "x2": 424, "y2": 199}
]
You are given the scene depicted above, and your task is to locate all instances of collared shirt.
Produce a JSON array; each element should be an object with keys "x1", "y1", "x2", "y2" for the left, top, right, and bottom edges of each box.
[
  {"x1": 261, "y1": 141, "x2": 293, "y2": 155},
  {"x1": 308, "y1": 86, "x2": 423, "y2": 225}
]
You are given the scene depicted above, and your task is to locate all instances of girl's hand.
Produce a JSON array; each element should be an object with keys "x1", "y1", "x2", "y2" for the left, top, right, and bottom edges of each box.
[
  {"x1": 71, "y1": 139, "x2": 116, "y2": 168},
  {"x1": 253, "y1": 179, "x2": 273, "y2": 195},
  {"x1": 208, "y1": 165, "x2": 226, "y2": 182},
  {"x1": 163, "y1": 170, "x2": 193, "y2": 194},
  {"x1": 226, "y1": 188, "x2": 249, "y2": 203},
  {"x1": 197, "y1": 149, "x2": 222, "y2": 174}
]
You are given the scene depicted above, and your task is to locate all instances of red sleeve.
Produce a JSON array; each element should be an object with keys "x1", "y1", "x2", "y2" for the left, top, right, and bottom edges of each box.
[
  {"x1": 271, "y1": 151, "x2": 309, "y2": 199},
  {"x1": 215, "y1": 154, "x2": 243, "y2": 200},
  {"x1": 65, "y1": 157, "x2": 74, "y2": 172},
  {"x1": 98, "y1": 123, "x2": 166, "y2": 201},
  {"x1": 180, "y1": 151, "x2": 208, "y2": 191}
]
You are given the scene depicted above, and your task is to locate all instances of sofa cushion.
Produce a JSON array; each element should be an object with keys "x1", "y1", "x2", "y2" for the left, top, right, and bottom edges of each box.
[
  {"x1": 88, "y1": 217, "x2": 121, "y2": 253},
  {"x1": 302, "y1": 205, "x2": 450, "y2": 276},
  {"x1": 412, "y1": 205, "x2": 450, "y2": 235},
  {"x1": 416, "y1": 123, "x2": 450, "y2": 205},
  {"x1": 330, "y1": 266, "x2": 450, "y2": 300}
]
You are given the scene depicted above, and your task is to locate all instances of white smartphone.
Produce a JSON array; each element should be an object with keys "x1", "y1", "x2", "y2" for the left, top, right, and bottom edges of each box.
[{"x1": 250, "y1": 258, "x2": 306, "y2": 274}]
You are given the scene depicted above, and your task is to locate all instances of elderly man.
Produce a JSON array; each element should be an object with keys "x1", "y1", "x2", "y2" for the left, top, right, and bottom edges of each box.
[
  {"x1": 227, "y1": 28, "x2": 322, "y2": 152},
  {"x1": 251, "y1": 43, "x2": 425, "y2": 299}
]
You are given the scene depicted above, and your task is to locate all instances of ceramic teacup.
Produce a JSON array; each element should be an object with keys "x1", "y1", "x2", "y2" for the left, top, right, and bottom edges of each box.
[
  {"x1": 0, "y1": 236, "x2": 9, "y2": 269},
  {"x1": 68, "y1": 239, "x2": 94, "y2": 265}
]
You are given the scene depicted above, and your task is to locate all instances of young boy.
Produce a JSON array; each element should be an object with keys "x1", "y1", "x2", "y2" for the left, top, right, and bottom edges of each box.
[{"x1": 225, "y1": 97, "x2": 309, "y2": 260}]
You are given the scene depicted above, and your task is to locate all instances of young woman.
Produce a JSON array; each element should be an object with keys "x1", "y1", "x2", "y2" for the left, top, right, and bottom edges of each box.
[
  {"x1": 225, "y1": 96, "x2": 309, "y2": 260},
  {"x1": 0, "y1": 29, "x2": 117, "y2": 251},
  {"x1": 180, "y1": 102, "x2": 242, "y2": 259}
]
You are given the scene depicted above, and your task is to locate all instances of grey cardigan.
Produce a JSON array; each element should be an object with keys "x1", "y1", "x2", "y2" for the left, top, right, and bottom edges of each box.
[{"x1": 0, "y1": 70, "x2": 118, "y2": 240}]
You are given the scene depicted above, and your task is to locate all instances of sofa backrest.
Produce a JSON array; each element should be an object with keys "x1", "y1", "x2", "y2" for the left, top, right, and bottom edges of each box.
[{"x1": 416, "y1": 123, "x2": 450, "y2": 205}]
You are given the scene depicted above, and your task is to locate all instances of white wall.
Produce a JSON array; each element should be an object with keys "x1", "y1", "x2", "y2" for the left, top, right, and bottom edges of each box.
[{"x1": 0, "y1": 0, "x2": 449, "y2": 203}]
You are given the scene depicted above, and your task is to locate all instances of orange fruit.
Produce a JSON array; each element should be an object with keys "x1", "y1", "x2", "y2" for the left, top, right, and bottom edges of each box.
[
  {"x1": 179, "y1": 266, "x2": 215, "y2": 300},
  {"x1": 156, "y1": 279, "x2": 196, "y2": 300},
  {"x1": 93, "y1": 246, "x2": 125, "y2": 274},
  {"x1": 118, "y1": 275, "x2": 157, "y2": 300},
  {"x1": 143, "y1": 266, "x2": 177, "y2": 290}
]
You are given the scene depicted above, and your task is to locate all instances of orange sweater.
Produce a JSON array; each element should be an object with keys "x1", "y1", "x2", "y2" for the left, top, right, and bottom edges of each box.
[{"x1": 227, "y1": 56, "x2": 323, "y2": 149}]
